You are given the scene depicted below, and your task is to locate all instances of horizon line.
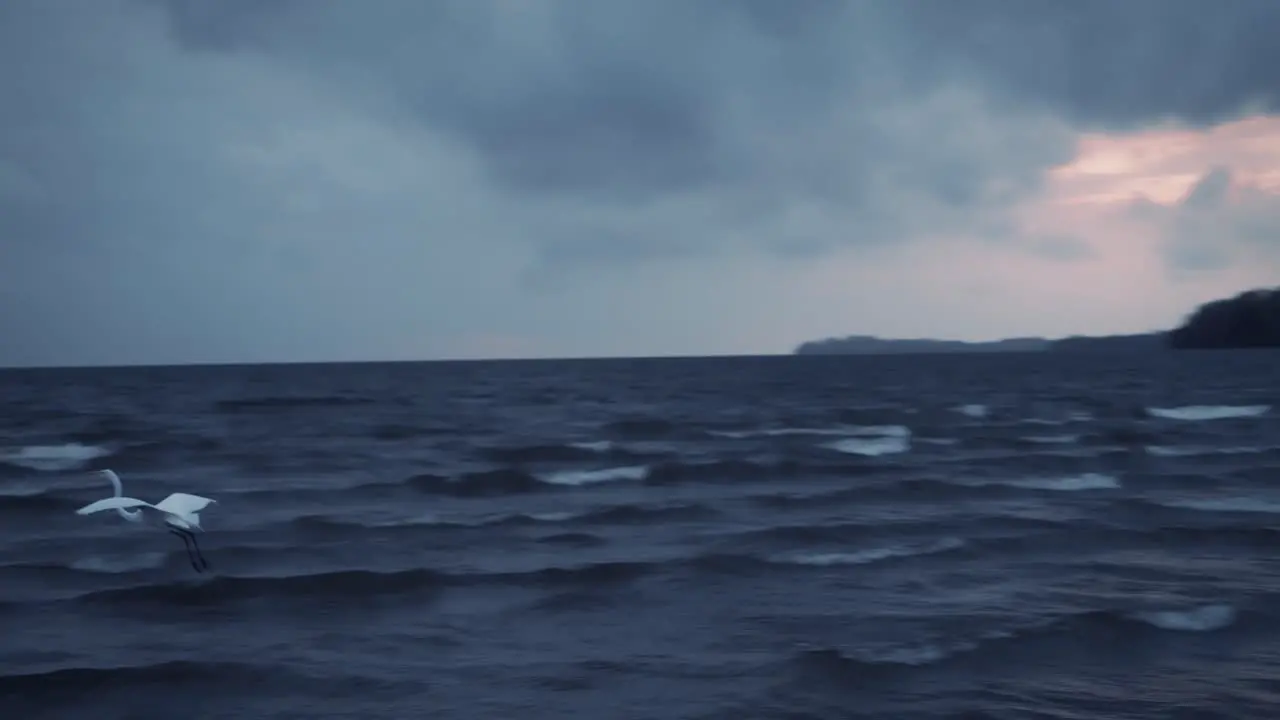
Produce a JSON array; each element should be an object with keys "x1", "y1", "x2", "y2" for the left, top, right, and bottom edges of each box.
[{"x1": 0, "y1": 329, "x2": 1170, "y2": 372}]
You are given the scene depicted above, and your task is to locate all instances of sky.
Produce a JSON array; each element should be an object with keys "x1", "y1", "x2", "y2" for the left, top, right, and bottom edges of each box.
[{"x1": 2, "y1": 0, "x2": 1280, "y2": 366}]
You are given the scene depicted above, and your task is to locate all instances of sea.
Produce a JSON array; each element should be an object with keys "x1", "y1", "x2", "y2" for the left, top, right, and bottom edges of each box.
[{"x1": 2, "y1": 351, "x2": 1280, "y2": 719}]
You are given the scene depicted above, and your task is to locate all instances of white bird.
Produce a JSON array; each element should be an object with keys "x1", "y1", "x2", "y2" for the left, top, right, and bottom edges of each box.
[{"x1": 75, "y1": 469, "x2": 217, "y2": 573}]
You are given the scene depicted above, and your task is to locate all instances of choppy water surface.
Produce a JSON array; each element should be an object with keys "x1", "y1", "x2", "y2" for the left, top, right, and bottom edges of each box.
[{"x1": 3, "y1": 352, "x2": 1280, "y2": 719}]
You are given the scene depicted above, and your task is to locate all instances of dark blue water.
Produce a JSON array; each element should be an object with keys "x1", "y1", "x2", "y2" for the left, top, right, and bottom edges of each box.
[{"x1": 3, "y1": 352, "x2": 1280, "y2": 719}]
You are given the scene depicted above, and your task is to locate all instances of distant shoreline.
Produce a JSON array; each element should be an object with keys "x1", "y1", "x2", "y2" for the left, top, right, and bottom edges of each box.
[
  {"x1": 795, "y1": 287, "x2": 1280, "y2": 356},
  {"x1": 793, "y1": 333, "x2": 1163, "y2": 356},
  {"x1": 2, "y1": 289, "x2": 1276, "y2": 370}
]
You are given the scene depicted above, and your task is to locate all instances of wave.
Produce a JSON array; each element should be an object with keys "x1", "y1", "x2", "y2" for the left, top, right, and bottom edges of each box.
[
  {"x1": 934, "y1": 446, "x2": 1132, "y2": 472},
  {"x1": 475, "y1": 440, "x2": 622, "y2": 464},
  {"x1": 539, "y1": 465, "x2": 649, "y2": 486},
  {"x1": 992, "y1": 472, "x2": 1120, "y2": 491},
  {"x1": 287, "y1": 513, "x2": 475, "y2": 535},
  {"x1": 773, "y1": 422, "x2": 916, "y2": 456},
  {"x1": 0, "y1": 443, "x2": 113, "y2": 473},
  {"x1": 1142, "y1": 496, "x2": 1280, "y2": 515},
  {"x1": 50, "y1": 537, "x2": 980, "y2": 611},
  {"x1": 0, "y1": 658, "x2": 411, "y2": 714},
  {"x1": 68, "y1": 552, "x2": 170, "y2": 573},
  {"x1": 0, "y1": 436, "x2": 222, "y2": 476},
  {"x1": 1111, "y1": 491, "x2": 1280, "y2": 527},
  {"x1": 1080, "y1": 426, "x2": 1162, "y2": 446},
  {"x1": 642, "y1": 458, "x2": 890, "y2": 486},
  {"x1": 769, "y1": 538, "x2": 966, "y2": 567},
  {"x1": 403, "y1": 457, "x2": 894, "y2": 497},
  {"x1": 1146, "y1": 404, "x2": 1269, "y2": 421},
  {"x1": 5, "y1": 550, "x2": 176, "y2": 579},
  {"x1": 785, "y1": 602, "x2": 1241, "y2": 682},
  {"x1": 744, "y1": 515, "x2": 1076, "y2": 548},
  {"x1": 535, "y1": 532, "x2": 607, "y2": 546},
  {"x1": 0, "y1": 660, "x2": 282, "y2": 700},
  {"x1": 643, "y1": 459, "x2": 790, "y2": 485},
  {"x1": 403, "y1": 465, "x2": 652, "y2": 496},
  {"x1": 407, "y1": 469, "x2": 548, "y2": 497},
  {"x1": 951, "y1": 433, "x2": 1104, "y2": 454},
  {"x1": 369, "y1": 421, "x2": 462, "y2": 440},
  {"x1": 748, "y1": 473, "x2": 1120, "y2": 511},
  {"x1": 821, "y1": 435, "x2": 910, "y2": 457},
  {"x1": 1018, "y1": 412, "x2": 1094, "y2": 426},
  {"x1": 288, "y1": 501, "x2": 720, "y2": 535},
  {"x1": 61, "y1": 413, "x2": 159, "y2": 445},
  {"x1": 910, "y1": 420, "x2": 1150, "y2": 454},
  {"x1": 1137, "y1": 604, "x2": 1238, "y2": 631},
  {"x1": 602, "y1": 416, "x2": 679, "y2": 439},
  {"x1": 515, "y1": 560, "x2": 655, "y2": 586},
  {"x1": 66, "y1": 567, "x2": 456, "y2": 609},
  {"x1": 708, "y1": 424, "x2": 912, "y2": 440},
  {"x1": 1020, "y1": 433, "x2": 1080, "y2": 445},
  {"x1": 571, "y1": 502, "x2": 719, "y2": 524},
  {"x1": 1145, "y1": 444, "x2": 1278, "y2": 459},
  {"x1": 1093, "y1": 522, "x2": 1280, "y2": 550},
  {"x1": 720, "y1": 520, "x2": 909, "y2": 546},
  {"x1": 57, "y1": 559, "x2": 659, "y2": 610},
  {"x1": 0, "y1": 492, "x2": 81, "y2": 514},
  {"x1": 214, "y1": 395, "x2": 376, "y2": 413}
]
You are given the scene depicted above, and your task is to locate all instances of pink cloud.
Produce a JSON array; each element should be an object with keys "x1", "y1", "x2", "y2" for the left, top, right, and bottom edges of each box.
[
  {"x1": 1047, "y1": 116, "x2": 1280, "y2": 207},
  {"x1": 1020, "y1": 113, "x2": 1280, "y2": 292},
  {"x1": 779, "y1": 114, "x2": 1280, "y2": 346}
]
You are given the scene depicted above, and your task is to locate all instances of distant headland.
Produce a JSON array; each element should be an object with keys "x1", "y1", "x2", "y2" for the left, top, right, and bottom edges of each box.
[{"x1": 794, "y1": 287, "x2": 1280, "y2": 355}]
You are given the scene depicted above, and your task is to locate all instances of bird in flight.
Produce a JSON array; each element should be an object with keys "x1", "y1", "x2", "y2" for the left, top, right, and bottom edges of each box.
[{"x1": 75, "y1": 469, "x2": 217, "y2": 573}]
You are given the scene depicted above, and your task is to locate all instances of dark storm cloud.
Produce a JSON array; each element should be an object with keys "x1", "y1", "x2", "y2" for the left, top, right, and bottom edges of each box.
[
  {"x1": 150, "y1": 0, "x2": 1280, "y2": 201},
  {"x1": 144, "y1": 0, "x2": 1068, "y2": 215},
  {"x1": 891, "y1": 0, "x2": 1280, "y2": 130},
  {"x1": 3, "y1": 0, "x2": 1280, "y2": 365},
  {"x1": 154, "y1": 0, "x2": 832, "y2": 203}
]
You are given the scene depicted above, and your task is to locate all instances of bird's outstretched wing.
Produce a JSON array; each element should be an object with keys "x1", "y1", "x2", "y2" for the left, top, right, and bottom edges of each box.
[
  {"x1": 154, "y1": 493, "x2": 216, "y2": 518},
  {"x1": 76, "y1": 496, "x2": 155, "y2": 516}
]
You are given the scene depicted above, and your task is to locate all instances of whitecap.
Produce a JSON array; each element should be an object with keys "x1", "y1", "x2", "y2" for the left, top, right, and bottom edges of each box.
[
  {"x1": 776, "y1": 538, "x2": 964, "y2": 567},
  {"x1": 710, "y1": 427, "x2": 843, "y2": 439},
  {"x1": 1021, "y1": 411, "x2": 1093, "y2": 426},
  {"x1": 1022, "y1": 434, "x2": 1080, "y2": 445},
  {"x1": 1156, "y1": 497, "x2": 1280, "y2": 514},
  {"x1": 538, "y1": 465, "x2": 648, "y2": 486},
  {"x1": 1134, "y1": 604, "x2": 1236, "y2": 632},
  {"x1": 0, "y1": 443, "x2": 113, "y2": 472},
  {"x1": 876, "y1": 643, "x2": 955, "y2": 666},
  {"x1": 570, "y1": 440, "x2": 614, "y2": 453},
  {"x1": 1147, "y1": 405, "x2": 1269, "y2": 421},
  {"x1": 1004, "y1": 473, "x2": 1120, "y2": 491},
  {"x1": 853, "y1": 425, "x2": 912, "y2": 439},
  {"x1": 822, "y1": 435, "x2": 910, "y2": 457},
  {"x1": 1145, "y1": 444, "x2": 1266, "y2": 457},
  {"x1": 955, "y1": 404, "x2": 989, "y2": 419},
  {"x1": 70, "y1": 552, "x2": 168, "y2": 574},
  {"x1": 711, "y1": 424, "x2": 911, "y2": 440}
]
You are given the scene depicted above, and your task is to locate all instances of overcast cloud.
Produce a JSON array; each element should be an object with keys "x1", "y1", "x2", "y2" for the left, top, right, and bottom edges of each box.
[{"x1": 2, "y1": 0, "x2": 1279, "y2": 366}]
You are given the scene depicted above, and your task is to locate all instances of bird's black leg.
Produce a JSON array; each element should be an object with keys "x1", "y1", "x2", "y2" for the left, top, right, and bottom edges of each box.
[
  {"x1": 169, "y1": 528, "x2": 202, "y2": 572},
  {"x1": 183, "y1": 529, "x2": 210, "y2": 572}
]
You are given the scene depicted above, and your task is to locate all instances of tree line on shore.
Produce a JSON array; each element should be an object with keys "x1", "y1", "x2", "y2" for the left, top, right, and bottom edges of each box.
[{"x1": 795, "y1": 287, "x2": 1280, "y2": 355}]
